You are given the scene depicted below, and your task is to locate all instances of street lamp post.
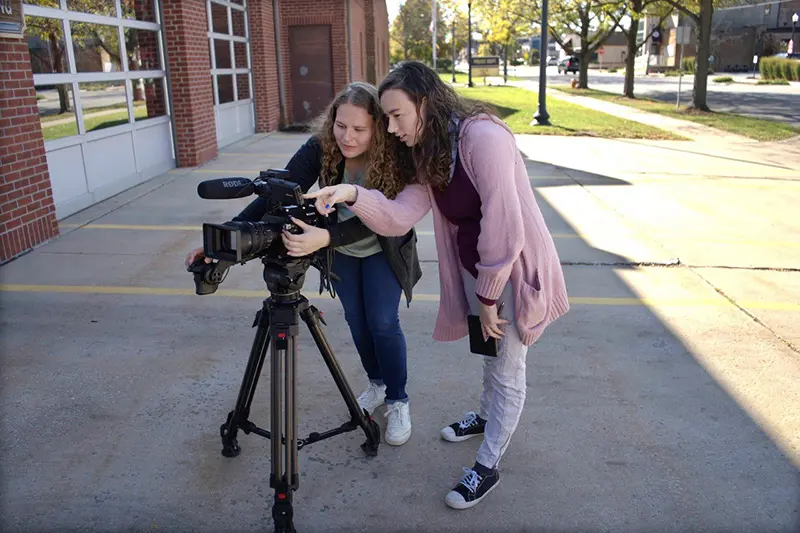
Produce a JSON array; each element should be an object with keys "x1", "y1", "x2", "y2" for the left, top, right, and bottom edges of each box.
[
  {"x1": 468, "y1": 0, "x2": 474, "y2": 87},
  {"x1": 532, "y1": 0, "x2": 550, "y2": 125},
  {"x1": 452, "y1": 19, "x2": 457, "y2": 82}
]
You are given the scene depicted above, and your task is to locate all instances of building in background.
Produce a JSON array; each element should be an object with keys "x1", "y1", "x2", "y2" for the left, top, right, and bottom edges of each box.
[{"x1": 1, "y1": 0, "x2": 390, "y2": 263}]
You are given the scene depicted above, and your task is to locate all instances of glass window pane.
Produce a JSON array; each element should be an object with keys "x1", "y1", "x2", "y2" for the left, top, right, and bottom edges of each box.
[
  {"x1": 217, "y1": 75, "x2": 234, "y2": 104},
  {"x1": 231, "y1": 0, "x2": 244, "y2": 5},
  {"x1": 66, "y1": 0, "x2": 116, "y2": 16},
  {"x1": 79, "y1": 81, "x2": 130, "y2": 132},
  {"x1": 25, "y1": 16, "x2": 69, "y2": 75},
  {"x1": 214, "y1": 39, "x2": 231, "y2": 69},
  {"x1": 231, "y1": 9, "x2": 246, "y2": 38},
  {"x1": 210, "y1": 2, "x2": 228, "y2": 34},
  {"x1": 234, "y1": 41, "x2": 247, "y2": 69},
  {"x1": 236, "y1": 73, "x2": 249, "y2": 100},
  {"x1": 71, "y1": 23, "x2": 122, "y2": 73},
  {"x1": 125, "y1": 28, "x2": 161, "y2": 71},
  {"x1": 132, "y1": 77, "x2": 167, "y2": 121},
  {"x1": 37, "y1": 85, "x2": 78, "y2": 141},
  {"x1": 121, "y1": 0, "x2": 157, "y2": 22}
]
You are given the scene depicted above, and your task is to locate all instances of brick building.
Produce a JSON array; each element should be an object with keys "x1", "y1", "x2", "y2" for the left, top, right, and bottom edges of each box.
[{"x1": 0, "y1": 0, "x2": 390, "y2": 263}]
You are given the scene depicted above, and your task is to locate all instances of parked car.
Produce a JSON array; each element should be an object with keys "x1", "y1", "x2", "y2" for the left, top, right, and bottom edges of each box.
[
  {"x1": 558, "y1": 56, "x2": 579, "y2": 74},
  {"x1": 547, "y1": 55, "x2": 558, "y2": 66}
]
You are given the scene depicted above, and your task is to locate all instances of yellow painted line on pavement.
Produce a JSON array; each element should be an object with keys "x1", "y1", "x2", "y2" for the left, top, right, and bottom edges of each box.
[{"x1": 2, "y1": 284, "x2": 798, "y2": 311}]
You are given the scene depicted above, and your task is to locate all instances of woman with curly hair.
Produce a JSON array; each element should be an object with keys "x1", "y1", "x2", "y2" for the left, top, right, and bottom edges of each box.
[
  {"x1": 305, "y1": 62, "x2": 570, "y2": 509},
  {"x1": 185, "y1": 82, "x2": 420, "y2": 446}
]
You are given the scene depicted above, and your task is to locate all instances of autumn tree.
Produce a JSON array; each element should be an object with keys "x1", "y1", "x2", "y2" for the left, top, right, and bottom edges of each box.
[
  {"x1": 613, "y1": 0, "x2": 671, "y2": 98},
  {"x1": 473, "y1": 0, "x2": 535, "y2": 82},
  {"x1": 549, "y1": 0, "x2": 624, "y2": 88}
]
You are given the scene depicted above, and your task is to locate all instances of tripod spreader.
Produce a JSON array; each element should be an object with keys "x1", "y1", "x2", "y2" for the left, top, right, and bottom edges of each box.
[{"x1": 219, "y1": 283, "x2": 381, "y2": 533}]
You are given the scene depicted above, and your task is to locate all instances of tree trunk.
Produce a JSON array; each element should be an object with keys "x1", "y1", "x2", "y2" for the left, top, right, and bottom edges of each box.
[
  {"x1": 503, "y1": 44, "x2": 508, "y2": 84},
  {"x1": 624, "y1": 26, "x2": 638, "y2": 98},
  {"x1": 578, "y1": 51, "x2": 590, "y2": 88},
  {"x1": 48, "y1": 33, "x2": 71, "y2": 114},
  {"x1": 691, "y1": 0, "x2": 713, "y2": 111}
]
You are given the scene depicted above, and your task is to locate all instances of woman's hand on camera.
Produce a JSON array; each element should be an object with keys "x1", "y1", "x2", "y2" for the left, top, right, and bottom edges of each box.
[
  {"x1": 185, "y1": 246, "x2": 210, "y2": 269},
  {"x1": 304, "y1": 185, "x2": 358, "y2": 215},
  {"x1": 479, "y1": 301, "x2": 509, "y2": 341},
  {"x1": 282, "y1": 217, "x2": 331, "y2": 257}
]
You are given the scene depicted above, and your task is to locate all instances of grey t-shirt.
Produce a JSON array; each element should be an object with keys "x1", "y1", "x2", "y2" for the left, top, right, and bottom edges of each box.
[{"x1": 335, "y1": 167, "x2": 382, "y2": 258}]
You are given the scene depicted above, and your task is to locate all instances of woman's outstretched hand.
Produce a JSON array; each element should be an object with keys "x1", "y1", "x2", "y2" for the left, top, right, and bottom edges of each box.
[{"x1": 304, "y1": 184, "x2": 358, "y2": 215}]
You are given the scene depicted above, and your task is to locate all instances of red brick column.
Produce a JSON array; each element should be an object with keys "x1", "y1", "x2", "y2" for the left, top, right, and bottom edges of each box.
[
  {"x1": 0, "y1": 38, "x2": 59, "y2": 264},
  {"x1": 364, "y1": 0, "x2": 376, "y2": 84},
  {"x1": 248, "y1": 0, "x2": 281, "y2": 130},
  {"x1": 162, "y1": 1, "x2": 218, "y2": 167}
]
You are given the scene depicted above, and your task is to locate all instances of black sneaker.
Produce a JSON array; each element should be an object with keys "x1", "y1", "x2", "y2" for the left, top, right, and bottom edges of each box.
[
  {"x1": 445, "y1": 467, "x2": 500, "y2": 510},
  {"x1": 440, "y1": 411, "x2": 486, "y2": 442}
]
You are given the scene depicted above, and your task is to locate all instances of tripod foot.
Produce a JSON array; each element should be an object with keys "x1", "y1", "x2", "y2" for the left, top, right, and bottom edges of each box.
[
  {"x1": 220, "y1": 414, "x2": 241, "y2": 458},
  {"x1": 360, "y1": 416, "x2": 381, "y2": 457}
]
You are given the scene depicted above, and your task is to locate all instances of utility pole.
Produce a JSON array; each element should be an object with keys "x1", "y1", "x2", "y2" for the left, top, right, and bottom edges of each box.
[{"x1": 468, "y1": 0, "x2": 473, "y2": 87}]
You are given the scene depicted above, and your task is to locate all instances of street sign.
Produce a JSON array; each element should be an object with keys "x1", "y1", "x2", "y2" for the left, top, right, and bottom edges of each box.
[
  {"x1": 0, "y1": 0, "x2": 25, "y2": 39},
  {"x1": 471, "y1": 56, "x2": 500, "y2": 77},
  {"x1": 676, "y1": 26, "x2": 691, "y2": 45}
]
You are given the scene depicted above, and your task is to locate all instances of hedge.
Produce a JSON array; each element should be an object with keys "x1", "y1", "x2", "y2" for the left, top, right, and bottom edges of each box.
[{"x1": 759, "y1": 57, "x2": 800, "y2": 81}]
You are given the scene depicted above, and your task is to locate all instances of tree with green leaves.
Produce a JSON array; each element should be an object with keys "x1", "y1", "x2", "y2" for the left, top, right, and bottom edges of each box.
[
  {"x1": 390, "y1": 0, "x2": 451, "y2": 66},
  {"x1": 473, "y1": 0, "x2": 535, "y2": 82},
  {"x1": 549, "y1": 0, "x2": 625, "y2": 88},
  {"x1": 659, "y1": 0, "x2": 714, "y2": 111},
  {"x1": 612, "y1": 0, "x2": 672, "y2": 98}
]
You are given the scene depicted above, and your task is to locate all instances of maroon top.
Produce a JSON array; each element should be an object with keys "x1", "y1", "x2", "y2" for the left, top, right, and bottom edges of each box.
[{"x1": 432, "y1": 153, "x2": 496, "y2": 306}]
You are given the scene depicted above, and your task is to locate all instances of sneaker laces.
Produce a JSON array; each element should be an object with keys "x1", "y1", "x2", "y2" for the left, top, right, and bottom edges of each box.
[
  {"x1": 358, "y1": 382, "x2": 383, "y2": 403},
  {"x1": 458, "y1": 411, "x2": 479, "y2": 430},
  {"x1": 459, "y1": 468, "x2": 481, "y2": 494},
  {"x1": 383, "y1": 402, "x2": 407, "y2": 428}
]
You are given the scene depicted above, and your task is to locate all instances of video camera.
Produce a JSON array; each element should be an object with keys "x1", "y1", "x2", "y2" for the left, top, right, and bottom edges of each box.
[{"x1": 188, "y1": 169, "x2": 330, "y2": 296}]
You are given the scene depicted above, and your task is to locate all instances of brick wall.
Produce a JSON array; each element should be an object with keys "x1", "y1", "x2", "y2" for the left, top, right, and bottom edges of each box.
[
  {"x1": 278, "y1": 0, "x2": 349, "y2": 125},
  {"x1": 372, "y1": 0, "x2": 389, "y2": 82},
  {"x1": 0, "y1": 38, "x2": 59, "y2": 264},
  {"x1": 249, "y1": 0, "x2": 281, "y2": 130},
  {"x1": 350, "y1": 0, "x2": 367, "y2": 83},
  {"x1": 162, "y1": 0, "x2": 218, "y2": 167}
]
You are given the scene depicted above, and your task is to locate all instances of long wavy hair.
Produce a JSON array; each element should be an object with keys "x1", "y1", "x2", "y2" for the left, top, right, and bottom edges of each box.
[
  {"x1": 378, "y1": 61, "x2": 495, "y2": 191},
  {"x1": 308, "y1": 82, "x2": 412, "y2": 199}
]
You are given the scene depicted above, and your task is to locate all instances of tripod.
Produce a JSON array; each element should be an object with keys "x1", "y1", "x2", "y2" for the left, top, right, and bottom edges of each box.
[{"x1": 219, "y1": 256, "x2": 381, "y2": 533}]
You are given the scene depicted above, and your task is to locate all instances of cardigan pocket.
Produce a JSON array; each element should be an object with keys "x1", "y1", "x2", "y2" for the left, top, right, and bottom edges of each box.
[{"x1": 517, "y1": 275, "x2": 547, "y2": 330}]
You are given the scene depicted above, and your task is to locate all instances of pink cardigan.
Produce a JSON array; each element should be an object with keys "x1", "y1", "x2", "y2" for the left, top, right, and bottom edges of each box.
[{"x1": 346, "y1": 114, "x2": 569, "y2": 346}]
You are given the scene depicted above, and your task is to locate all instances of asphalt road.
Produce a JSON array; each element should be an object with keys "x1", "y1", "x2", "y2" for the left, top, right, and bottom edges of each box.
[{"x1": 508, "y1": 66, "x2": 800, "y2": 127}]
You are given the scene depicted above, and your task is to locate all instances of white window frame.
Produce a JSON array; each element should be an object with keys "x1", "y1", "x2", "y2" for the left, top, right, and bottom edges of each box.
[
  {"x1": 207, "y1": 0, "x2": 253, "y2": 109},
  {"x1": 23, "y1": 0, "x2": 171, "y2": 151}
]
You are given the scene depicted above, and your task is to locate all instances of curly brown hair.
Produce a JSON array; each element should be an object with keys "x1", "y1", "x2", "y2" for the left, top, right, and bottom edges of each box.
[
  {"x1": 378, "y1": 61, "x2": 495, "y2": 191},
  {"x1": 307, "y1": 82, "x2": 413, "y2": 199}
]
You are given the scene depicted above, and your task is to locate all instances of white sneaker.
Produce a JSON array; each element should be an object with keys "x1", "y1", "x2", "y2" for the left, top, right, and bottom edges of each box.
[
  {"x1": 384, "y1": 402, "x2": 412, "y2": 446},
  {"x1": 356, "y1": 382, "x2": 386, "y2": 412}
]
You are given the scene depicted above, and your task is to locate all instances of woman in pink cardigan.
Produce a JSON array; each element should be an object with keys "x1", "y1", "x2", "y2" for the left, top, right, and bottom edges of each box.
[{"x1": 305, "y1": 61, "x2": 570, "y2": 510}]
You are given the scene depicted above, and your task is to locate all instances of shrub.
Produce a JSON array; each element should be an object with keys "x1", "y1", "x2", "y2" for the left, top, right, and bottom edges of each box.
[
  {"x1": 713, "y1": 76, "x2": 733, "y2": 83},
  {"x1": 759, "y1": 57, "x2": 800, "y2": 81}
]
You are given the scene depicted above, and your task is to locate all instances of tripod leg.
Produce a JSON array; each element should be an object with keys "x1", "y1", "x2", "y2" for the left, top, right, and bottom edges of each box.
[
  {"x1": 269, "y1": 299, "x2": 300, "y2": 533},
  {"x1": 300, "y1": 304, "x2": 381, "y2": 457},
  {"x1": 220, "y1": 299, "x2": 271, "y2": 458}
]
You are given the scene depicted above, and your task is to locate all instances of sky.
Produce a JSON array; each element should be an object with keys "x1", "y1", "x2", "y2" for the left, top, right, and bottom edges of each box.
[{"x1": 387, "y1": 0, "x2": 402, "y2": 25}]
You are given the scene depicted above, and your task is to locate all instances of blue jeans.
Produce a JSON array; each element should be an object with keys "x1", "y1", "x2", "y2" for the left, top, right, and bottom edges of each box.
[{"x1": 331, "y1": 251, "x2": 408, "y2": 403}]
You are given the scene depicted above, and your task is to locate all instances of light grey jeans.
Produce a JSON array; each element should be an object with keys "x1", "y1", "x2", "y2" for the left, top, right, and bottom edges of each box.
[{"x1": 462, "y1": 268, "x2": 529, "y2": 470}]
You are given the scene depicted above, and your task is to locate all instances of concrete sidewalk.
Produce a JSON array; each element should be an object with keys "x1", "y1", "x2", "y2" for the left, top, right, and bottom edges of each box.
[{"x1": 1, "y1": 132, "x2": 798, "y2": 533}]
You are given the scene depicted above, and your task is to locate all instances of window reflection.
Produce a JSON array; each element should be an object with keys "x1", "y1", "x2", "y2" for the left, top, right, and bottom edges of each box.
[
  {"x1": 25, "y1": 16, "x2": 69, "y2": 75},
  {"x1": 210, "y1": 2, "x2": 228, "y2": 34},
  {"x1": 214, "y1": 39, "x2": 232, "y2": 69},
  {"x1": 217, "y1": 75, "x2": 234, "y2": 104},
  {"x1": 125, "y1": 28, "x2": 161, "y2": 71},
  {"x1": 79, "y1": 81, "x2": 130, "y2": 132},
  {"x1": 121, "y1": 0, "x2": 157, "y2": 22},
  {"x1": 71, "y1": 22, "x2": 122, "y2": 73},
  {"x1": 37, "y1": 85, "x2": 78, "y2": 141},
  {"x1": 231, "y1": 9, "x2": 246, "y2": 38},
  {"x1": 236, "y1": 73, "x2": 250, "y2": 101},
  {"x1": 234, "y1": 41, "x2": 248, "y2": 69},
  {"x1": 131, "y1": 77, "x2": 167, "y2": 121},
  {"x1": 66, "y1": 0, "x2": 116, "y2": 16}
]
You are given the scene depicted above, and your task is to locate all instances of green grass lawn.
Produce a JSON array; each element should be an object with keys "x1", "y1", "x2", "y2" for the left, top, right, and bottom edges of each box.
[
  {"x1": 451, "y1": 85, "x2": 685, "y2": 140},
  {"x1": 554, "y1": 86, "x2": 800, "y2": 142},
  {"x1": 42, "y1": 104, "x2": 152, "y2": 141}
]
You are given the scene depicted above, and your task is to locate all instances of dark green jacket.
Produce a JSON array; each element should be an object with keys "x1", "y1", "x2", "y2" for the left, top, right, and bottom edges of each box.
[{"x1": 234, "y1": 136, "x2": 422, "y2": 306}]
